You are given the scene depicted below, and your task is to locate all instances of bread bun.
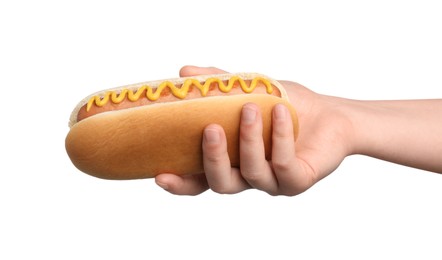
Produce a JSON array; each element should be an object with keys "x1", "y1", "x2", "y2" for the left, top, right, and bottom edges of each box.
[{"x1": 65, "y1": 73, "x2": 298, "y2": 179}]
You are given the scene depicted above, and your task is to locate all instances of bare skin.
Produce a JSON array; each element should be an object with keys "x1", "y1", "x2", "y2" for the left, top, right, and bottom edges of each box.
[{"x1": 155, "y1": 66, "x2": 442, "y2": 196}]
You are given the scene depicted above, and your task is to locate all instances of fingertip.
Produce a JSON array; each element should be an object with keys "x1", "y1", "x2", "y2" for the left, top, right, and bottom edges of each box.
[
  {"x1": 179, "y1": 65, "x2": 198, "y2": 77},
  {"x1": 203, "y1": 124, "x2": 222, "y2": 145},
  {"x1": 155, "y1": 173, "x2": 209, "y2": 195},
  {"x1": 272, "y1": 104, "x2": 294, "y2": 138},
  {"x1": 155, "y1": 174, "x2": 175, "y2": 191},
  {"x1": 203, "y1": 124, "x2": 225, "y2": 146},
  {"x1": 273, "y1": 103, "x2": 289, "y2": 121},
  {"x1": 179, "y1": 65, "x2": 228, "y2": 77},
  {"x1": 241, "y1": 103, "x2": 261, "y2": 126}
]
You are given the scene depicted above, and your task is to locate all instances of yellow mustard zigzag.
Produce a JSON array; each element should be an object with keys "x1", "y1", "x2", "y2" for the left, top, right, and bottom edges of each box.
[{"x1": 86, "y1": 76, "x2": 273, "y2": 111}]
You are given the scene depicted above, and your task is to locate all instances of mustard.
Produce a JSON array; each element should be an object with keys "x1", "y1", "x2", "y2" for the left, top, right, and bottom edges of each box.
[{"x1": 87, "y1": 76, "x2": 273, "y2": 111}]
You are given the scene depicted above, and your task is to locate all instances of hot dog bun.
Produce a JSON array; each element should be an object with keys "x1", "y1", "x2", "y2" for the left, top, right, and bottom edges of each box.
[{"x1": 65, "y1": 73, "x2": 299, "y2": 180}]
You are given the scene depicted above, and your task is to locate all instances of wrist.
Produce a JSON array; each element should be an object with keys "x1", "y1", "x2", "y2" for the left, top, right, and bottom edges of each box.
[
  {"x1": 315, "y1": 94, "x2": 359, "y2": 157},
  {"x1": 283, "y1": 81, "x2": 358, "y2": 159},
  {"x1": 319, "y1": 96, "x2": 389, "y2": 157}
]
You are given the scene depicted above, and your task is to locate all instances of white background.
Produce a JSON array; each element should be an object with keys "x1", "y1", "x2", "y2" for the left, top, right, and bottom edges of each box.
[{"x1": 1, "y1": 0, "x2": 441, "y2": 259}]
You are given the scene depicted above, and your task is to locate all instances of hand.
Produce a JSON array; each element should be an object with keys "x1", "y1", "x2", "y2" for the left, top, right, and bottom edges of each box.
[{"x1": 155, "y1": 66, "x2": 354, "y2": 196}]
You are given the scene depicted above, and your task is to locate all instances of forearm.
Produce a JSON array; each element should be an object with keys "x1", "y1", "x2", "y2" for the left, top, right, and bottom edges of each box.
[{"x1": 346, "y1": 99, "x2": 442, "y2": 173}]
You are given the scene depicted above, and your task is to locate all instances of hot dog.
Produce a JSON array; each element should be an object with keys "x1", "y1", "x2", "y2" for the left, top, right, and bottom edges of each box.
[{"x1": 65, "y1": 73, "x2": 299, "y2": 180}]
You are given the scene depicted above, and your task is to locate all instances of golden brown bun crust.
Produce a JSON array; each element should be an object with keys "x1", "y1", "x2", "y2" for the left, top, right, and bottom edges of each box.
[{"x1": 65, "y1": 94, "x2": 298, "y2": 180}]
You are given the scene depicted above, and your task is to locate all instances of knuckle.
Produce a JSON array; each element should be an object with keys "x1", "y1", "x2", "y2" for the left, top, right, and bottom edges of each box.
[
  {"x1": 273, "y1": 128, "x2": 291, "y2": 139},
  {"x1": 204, "y1": 153, "x2": 223, "y2": 164},
  {"x1": 271, "y1": 158, "x2": 293, "y2": 173},
  {"x1": 280, "y1": 183, "x2": 309, "y2": 197},
  {"x1": 266, "y1": 190, "x2": 280, "y2": 196},
  {"x1": 241, "y1": 169, "x2": 262, "y2": 183},
  {"x1": 281, "y1": 190, "x2": 299, "y2": 197},
  {"x1": 272, "y1": 120, "x2": 293, "y2": 139},
  {"x1": 210, "y1": 184, "x2": 233, "y2": 195},
  {"x1": 240, "y1": 127, "x2": 260, "y2": 143},
  {"x1": 203, "y1": 147, "x2": 227, "y2": 165}
]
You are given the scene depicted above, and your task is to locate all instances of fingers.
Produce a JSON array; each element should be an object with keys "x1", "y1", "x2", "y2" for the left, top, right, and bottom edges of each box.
[
  {"x1": 156, "y1": 102, "x2": 315, "y2": 196},
  {"x1": 155, "y1": 124, "x2": 247, "y2": 195},
  {"x1": 271, "y1": 104, "x2": 312, "y2": 195},
  {"x1": 202, "y1": 124, "x2": 250, "y2": 194},
  {"x1": 179, "y1": 65, "x2": 228, "y2": 77},
  {"x1": 239, "y1": 104, "x2": 278, "y2": 193}
]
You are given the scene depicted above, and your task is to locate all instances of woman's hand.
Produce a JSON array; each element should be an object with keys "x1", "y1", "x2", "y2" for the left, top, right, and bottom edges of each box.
[{"x1": 155, "y1": 66, "x2": 355, "y2": 196}]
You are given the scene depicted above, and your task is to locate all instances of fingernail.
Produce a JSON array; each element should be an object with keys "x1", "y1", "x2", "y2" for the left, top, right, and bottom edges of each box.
[
  {"x1": 274, "y1": 104, "x2": 287, "y2": 120},
  {"x1": 155, "y1": 180, "x2": 169, "y2": 190},
  {"x1": 204, "y1": 128, "x2": 220, "y2": 144},
  {"x1": 242, "y1": 106, "x2": 257, "y2": 125}
]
